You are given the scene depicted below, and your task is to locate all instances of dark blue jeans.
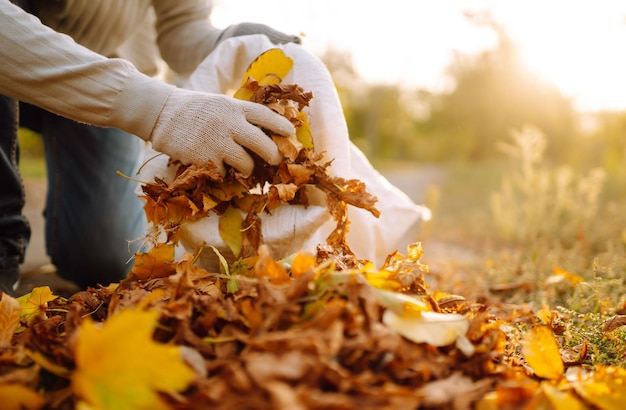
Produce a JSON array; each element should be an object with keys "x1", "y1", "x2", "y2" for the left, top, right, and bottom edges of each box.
[
  {"x1": 0, "y1": 97, "x2": 146, "y2": 294},
  {"x1": 0, "y1": 96, "x2": 26, "y2": 294}
]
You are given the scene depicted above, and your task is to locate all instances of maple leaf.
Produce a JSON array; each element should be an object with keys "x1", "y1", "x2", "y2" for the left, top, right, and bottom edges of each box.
[
  {"x1": 521, "y1": 325, "x2": 564, "y2": 380},
  {"x1": 16, "y1": 286, "x2": 57, "y2": 324},
  {"x1": 0, "y1": 294, "x2": 21, "y2": 345},
  {"x1": 72, "y1": 308, "x2": 195, "y2": 410}
]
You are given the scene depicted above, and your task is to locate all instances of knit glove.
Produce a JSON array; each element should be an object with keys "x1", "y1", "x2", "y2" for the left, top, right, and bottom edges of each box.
[
  {"x1": 218, "y1": 23, "x2": 301, "y2": 46},
  {"x1": 150, "y1": 88, "x2": 295, "y2": 176}
]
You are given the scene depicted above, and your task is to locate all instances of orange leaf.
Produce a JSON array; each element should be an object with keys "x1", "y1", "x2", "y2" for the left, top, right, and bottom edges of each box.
[
  {"x1": 521, "y1": 325, "x2": 564, "y2": 380},
  {"x1": 254, "y1": 245, "x2": 290, "y2": 285},
  {"x1": 130, "y1": 243, "x2": 176, "y2": 280},
  {"x1": 0, "y1": 384, "x2": 45, "y2": 410},
  {"x1": 239, "y1": 298, "x2": 264, "y2": 331},
  {"x1": 290, "y1": 252, "x2": 317, "y2": 278},
  {"x1": 548, "y1": 266, "x2": 585, "y2": 286}
]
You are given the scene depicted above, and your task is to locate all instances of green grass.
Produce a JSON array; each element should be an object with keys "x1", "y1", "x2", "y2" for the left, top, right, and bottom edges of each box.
[
  {"x1": 18, "y1": 127, "x2": 46, "y2": 178},
  {"x1": 19, "y1": 156, "x2": 46, "y2": 178},
  {"x1": 413, "y1": 127, "x2": 626, "y2": 368}
]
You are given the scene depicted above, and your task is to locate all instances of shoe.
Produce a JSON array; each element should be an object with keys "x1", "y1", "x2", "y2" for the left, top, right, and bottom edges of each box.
[{"x1": 0, "y1": 261, "x2": 20, "y2": 297}]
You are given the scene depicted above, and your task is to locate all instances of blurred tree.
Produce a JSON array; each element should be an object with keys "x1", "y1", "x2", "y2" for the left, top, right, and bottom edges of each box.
[
  {"x1": 322, "y1": 14, "x2": 580, "y2": 164},
  {"x1": 321, "y1": 48, "x2": 417, "y2": 161},
  {"x1": 349, "y1": 84, "x2": 417, "y2": 160},
  {"x1": 591, "y1": 111, "x2": 626, "y2": 171},
  {"x1": 421, "y1": 12, "x2": 579, "y2": 162}
]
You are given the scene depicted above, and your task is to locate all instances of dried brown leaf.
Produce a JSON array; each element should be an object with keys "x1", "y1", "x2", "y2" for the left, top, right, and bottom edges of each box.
[{"x1": 603, "y1": 314, "x2": 626, "y2": 333}]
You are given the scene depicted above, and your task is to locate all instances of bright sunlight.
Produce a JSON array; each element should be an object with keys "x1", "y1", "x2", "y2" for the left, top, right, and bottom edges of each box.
[{"x1": 212, "y1": 0, "x2": 626, "y2": 112}]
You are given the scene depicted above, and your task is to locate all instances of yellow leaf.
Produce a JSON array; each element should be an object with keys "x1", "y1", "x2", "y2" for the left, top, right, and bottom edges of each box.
[
  {"x1": 72, "y1": 309, "x2": 195, "y2": 410},
  {"x1": 129, "y1": 243, "x2": 176, "y2": 280},
  {"x1": 572, "y1": 366, "x2": 626, "y2": 410},
  {"x1": 383, "y1": 310, "x2": 474, "y2": 355},
  {"x1": 254, "y1": 245, "x2": 290, "y2": 285},
  {"x1": 0, "y1": 384, "x2": 45, "y2": 410},
  {"x1": 218, "y1": 205, "x2": 244, "y2": 258},
  {"x1": 202, "y1": 193, "x2": 218, "y2": 213},
  {"x1": 16, "y1": 286, "x2": 57, "y2": 324},
  {"x1": 233, "y1": 83, "x2": 255, "y2": 101},
  {"x1": 541, "y1": 382, "x2": 587, "y2": 410},
  {"x1": 536, "y1": 304, "x2": 556, "y2": 325},
  {"x1": 233, "y1": 48, "x2": 294, "y2": 101},
  {"x1": 239, "y1": 48, "x2": 293, "y2": 87},
  {"x1": 521, "y1": 325, "x2": 564, "y2": 380},
  {"x1": 295, "y1": 111, "x2": 314, "y2": 149},
  {"x1": 0, "y1": 294, "x2": 21, "y2": 346},
  {"x1": 364, "y1": 268, "x2": 405, "y2": 292}
]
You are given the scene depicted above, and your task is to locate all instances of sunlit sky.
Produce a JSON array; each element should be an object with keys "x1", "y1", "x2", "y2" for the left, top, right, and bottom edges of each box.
[{"x1": 212, "y1": 0, "x2": 626, "y2": 112}]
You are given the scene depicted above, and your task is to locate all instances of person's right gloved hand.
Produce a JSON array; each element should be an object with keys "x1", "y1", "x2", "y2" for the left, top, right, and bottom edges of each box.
[{"x1": 149, "y1": 88, "x2": 294, "y2": 176}]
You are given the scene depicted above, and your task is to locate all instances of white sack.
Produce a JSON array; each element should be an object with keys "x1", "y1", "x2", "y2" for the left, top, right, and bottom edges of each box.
[{"x1": 138, "y1": 35, "x2": 430, "y2": 268}]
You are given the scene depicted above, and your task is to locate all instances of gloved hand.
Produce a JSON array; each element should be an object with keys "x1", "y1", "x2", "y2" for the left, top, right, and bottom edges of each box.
[
  {"x1": 149, "y1": 88, "x2": 295, "y2": 176},
  {"x1": 218, "y1": 22, "x2": 301, "y2": 46}
]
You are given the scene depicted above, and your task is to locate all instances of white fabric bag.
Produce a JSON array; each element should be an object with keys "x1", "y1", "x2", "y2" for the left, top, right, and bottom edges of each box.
[{"x1": 138, "y1": 35, "x2": 430, "y2": 268}]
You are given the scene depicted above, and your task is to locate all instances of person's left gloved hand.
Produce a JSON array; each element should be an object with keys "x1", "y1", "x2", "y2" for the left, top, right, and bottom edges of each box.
[{"x1": 218, "y1": 22, "x2": 301, "y2": 46}]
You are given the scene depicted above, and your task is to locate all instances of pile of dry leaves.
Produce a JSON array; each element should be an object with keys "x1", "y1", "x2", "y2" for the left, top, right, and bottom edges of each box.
[
  {"x1": 1, "y1": 49, "x2": 625, "y2": 409},
  {"x1": 4, "y1": 243, "x2": 625, "y2": 410}
]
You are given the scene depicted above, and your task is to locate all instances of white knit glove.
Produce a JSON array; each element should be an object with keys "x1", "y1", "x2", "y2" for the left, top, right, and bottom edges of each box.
[
  {"x1": 218, "y1": 23, "x2": 301, "y2": 46},
  {"x1": 150, "y1": 88, "x2": 295, "y2": 176}
]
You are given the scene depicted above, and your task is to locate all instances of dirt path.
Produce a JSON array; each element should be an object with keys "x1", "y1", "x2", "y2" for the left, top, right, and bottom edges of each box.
[
  {"x1": 18, "y1": 178, "x2": 77, "y2": 296},
  {"x1": 21, "y1": 177, "x2": 49, "y2": 271}
]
